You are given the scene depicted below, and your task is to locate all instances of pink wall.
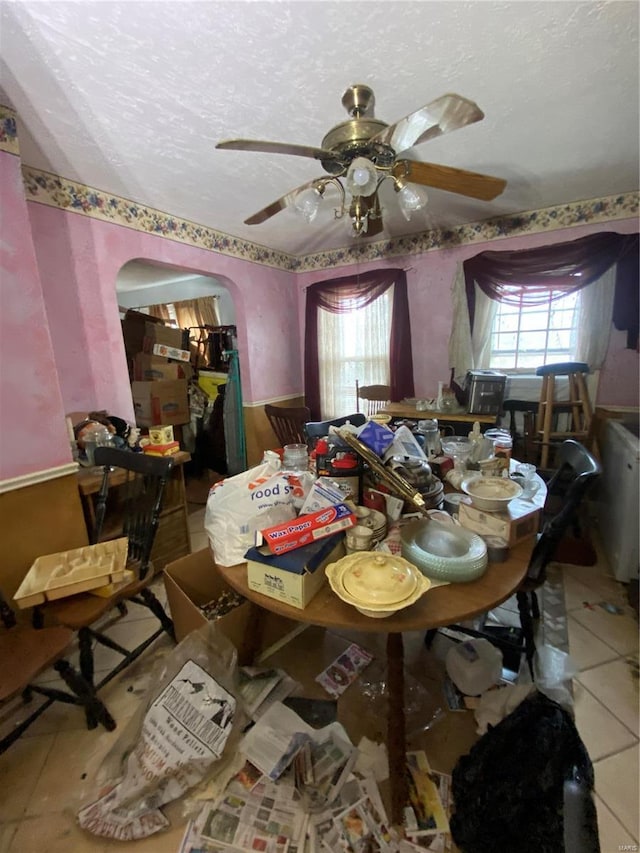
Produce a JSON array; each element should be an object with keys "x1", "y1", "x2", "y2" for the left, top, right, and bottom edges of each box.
[
  {"x1": 298, "y1": 219, "x2": 639, "y2": 407},
  {"x1": 2, "y1": 145, "x2": 636, "y2": 484},
  {"x1": 0, "y1": 151, "x2": 70, "y2": 481},
  {"x1": 27, "y1": 204, "x2": 301, "y2": 422}
]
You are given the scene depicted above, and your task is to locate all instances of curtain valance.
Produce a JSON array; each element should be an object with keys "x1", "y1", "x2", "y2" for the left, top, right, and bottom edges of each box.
[{"x1": 464, "y1": 231, "x2": 638, "y2": 346}]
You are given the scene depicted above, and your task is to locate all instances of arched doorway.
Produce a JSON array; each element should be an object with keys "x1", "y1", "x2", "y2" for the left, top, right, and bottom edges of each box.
[{"x1": 116, "y1": 260, "x2": 245, "y2": 481}]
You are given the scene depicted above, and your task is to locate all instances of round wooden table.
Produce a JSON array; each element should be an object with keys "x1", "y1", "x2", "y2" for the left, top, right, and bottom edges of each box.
[{"x1": 218, "y1": 526, "x2": 539, "y2": 826}]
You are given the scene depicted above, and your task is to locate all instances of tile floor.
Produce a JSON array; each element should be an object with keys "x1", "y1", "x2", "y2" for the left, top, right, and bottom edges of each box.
[{"x1": 0, "y1": 504, "x2": 637, "y2": 853}]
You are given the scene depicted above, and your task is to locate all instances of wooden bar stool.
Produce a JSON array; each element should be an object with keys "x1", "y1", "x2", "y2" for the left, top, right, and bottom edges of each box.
[{"x1": 535, "y1": 362, "x2": 593, "y2": 467}]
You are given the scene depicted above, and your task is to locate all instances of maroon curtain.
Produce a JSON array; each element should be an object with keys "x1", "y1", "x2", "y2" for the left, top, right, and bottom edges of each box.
[
  {"x1": 464, "y1": 232, "x2": 639, "y2": 336},
  {"x1": 612, "y1": 234, "x2": 640, "y2": 349},
  {"x1": 304, "y1": 269, "x2": 414, "y2": 419}
]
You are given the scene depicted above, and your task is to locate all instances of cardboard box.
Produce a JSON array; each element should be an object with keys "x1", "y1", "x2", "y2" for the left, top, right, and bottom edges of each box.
[
  {"x1": 131, "y1": 379, "x2": 189, "y2": 426},
  {"x1": 143, "y1": 321, "x2": 185, "y2": 351},
  {"x1": 149, "y1": 425, "x2": 175, "y2": 445},
  {"x1": 245, "y1": 534, "x2": 345, "y2": 609},
  {"x1": 260, "y1": 503, "x2": 356, "y2": 555},
  {"x1": 133, "y1": 353, "x2": 183, "y2": 382},
  {"x1": 458, "y1": 499, "x2": 541, "y2": 547},
  {"x1": 164, "y1": 549, "x2": 304, "y2": 662}
]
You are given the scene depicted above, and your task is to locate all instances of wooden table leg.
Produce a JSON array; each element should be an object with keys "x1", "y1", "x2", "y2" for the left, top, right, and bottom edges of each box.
[
  {"x1": 238, "y1": 602, "x2": 266, "y2": 666},
  {"x1": 387, "y1": 632, "x2": 407, "y2": 828}
]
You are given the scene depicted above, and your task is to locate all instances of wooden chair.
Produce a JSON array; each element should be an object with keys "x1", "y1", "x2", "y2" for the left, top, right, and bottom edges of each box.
[
  {"x1": 264, "y1": 403, "x2": 311, "y2": 446},
  {"x1": 0, "y1": 592, "x2": 115, "y2": 753},
  {"x1": 426, "y1": 440, "x2": 601, "y2": 678},
  {"x1": 355, "y1": 381, "x2": 391, "y2": 416},
  {"x1": 535, "y1": 362, "x2": 593, "y2": 468},
  {"x1": 35, "y1": 447, "x2": 176, "y2": 722}
]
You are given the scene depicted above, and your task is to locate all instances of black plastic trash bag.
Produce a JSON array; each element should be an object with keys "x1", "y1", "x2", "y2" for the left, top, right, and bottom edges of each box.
[{"x1": 450, "y1": 691, "x2": 599, "y2": 853}]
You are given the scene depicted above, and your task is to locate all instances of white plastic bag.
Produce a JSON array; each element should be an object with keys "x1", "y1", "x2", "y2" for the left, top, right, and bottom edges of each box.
[
  {"x1": 77, "y1": 623, "x2": 247, "y2": 841},
  {"x1": 204, "y1": 459, "x2": 297, "y2": 566}
]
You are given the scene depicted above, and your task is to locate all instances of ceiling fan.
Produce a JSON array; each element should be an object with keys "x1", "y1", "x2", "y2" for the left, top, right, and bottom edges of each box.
[{"x1": 216, "y1": 84, "x2": 507, "y2": 238}]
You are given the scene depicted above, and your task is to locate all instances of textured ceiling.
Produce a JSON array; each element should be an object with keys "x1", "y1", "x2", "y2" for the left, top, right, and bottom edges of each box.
[{"x1": 1, "y1": 0, "x2": 638, "y2": 257}]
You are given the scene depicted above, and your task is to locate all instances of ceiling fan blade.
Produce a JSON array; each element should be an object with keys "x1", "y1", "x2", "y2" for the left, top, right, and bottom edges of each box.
[
  {"x1": 371, "y1": 94, "x2": 484, "y2": 155},
  {"x1": 243, "y1": 178, "x2": 321, "y2": 225},
  {"x1": 393, "y1": 159, "x2": 507, "y2": 201},
  {"x1": 216, "y1": 139, "x2": 334, "y2": 161}
]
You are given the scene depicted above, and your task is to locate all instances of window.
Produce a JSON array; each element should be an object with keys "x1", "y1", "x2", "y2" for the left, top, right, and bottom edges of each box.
[
  {"x1": 489, "y1": 288, "x2": 580, "y2": 371},
  {"x1": 304, "y1": 269, "x2": 414, "y2": 420},
  {"x1": 318, "y1": 289, "x2": 392, "y2": 417}
]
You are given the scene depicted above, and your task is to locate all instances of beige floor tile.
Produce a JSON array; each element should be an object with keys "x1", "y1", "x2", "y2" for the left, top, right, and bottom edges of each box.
[
  {"x1": 563, "y1": 562, "x2": 627, "y2": 603},
  {"x1": 594, "y1": 744, "x2": 640, "y2": 842},
  {"x1": 90, "y1": 617, "x2": 170, "y2": 675},
  {"x1": 189, "y1": 531, "x2": 209, "y2": 553},
  {"x1": 20, "y1": 699, "x2": 91, "y2": 738},
  {"x1": 577, "y1": 658, "x2": 639, "y2": 735},
  {"x1": 0, "y1": 733, "x2": 55, "y2": 822},
  {"x1": 7, "y1": 811, "x2": 108, "y2": 853},
  {"x1": 595, "y1": 794, "x2": 639, "y2": 853},
  {"x1": 570, "y1": 605, "x2": 639, "y2": 656},
  {"x1": 24, "y1": 726, "x2": 121, "y2": 817},
  {"x1": 563, "y1": 572, "x2": 608, "y2": 613},
  {"x1": 568, "y1": 615, "x2": 620, "y2": 670},
  {"x1": 573, "y1": 680, "x2": 638, "y2": 761},
  {"x1": 188, "y1": 508, "x2": 206, "y2": 532}
]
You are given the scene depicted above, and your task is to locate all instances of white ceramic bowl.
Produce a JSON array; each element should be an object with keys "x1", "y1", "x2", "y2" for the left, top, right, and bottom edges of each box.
[
  {"x1": 461, "y1": 475, "x2": 523, "y2": 512},
  {"x1": 325, "y1": 551, "x2": 431, "y2": 618}
]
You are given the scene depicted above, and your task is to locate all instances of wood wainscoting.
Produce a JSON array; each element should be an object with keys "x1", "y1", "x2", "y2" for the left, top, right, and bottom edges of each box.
[
  {"x1": 0, "y1": 471, "x2": 89, "y2": 605},
  {"x1": 243, "y1": 397, "x2": 307, "y2": 467}
]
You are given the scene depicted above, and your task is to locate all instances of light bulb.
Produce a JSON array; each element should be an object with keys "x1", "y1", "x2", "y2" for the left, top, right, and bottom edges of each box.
[
  {"x1": 294, "y1": 187, "x2": 322, "y2": 223},
  {"x1": 396, "y1": 183, "x2": 428, "y2": 221},
  {"x1": 346, "y1": 157, "x2": 378, "y2": 198}
]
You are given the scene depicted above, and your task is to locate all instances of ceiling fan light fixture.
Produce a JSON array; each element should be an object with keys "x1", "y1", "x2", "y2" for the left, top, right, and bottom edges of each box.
[
  {"x1": 345, "y1": 157, "x2": 379, "y2": 198},
  {"x1": 294, "y1": 186, "x2": 323, "y2": 223},
  {"x1": 395, "y1": 181, "x2": 428, "y2": 221},
  {"x1": 349, "y1": 195, "x2": 370, "y2": 236}
]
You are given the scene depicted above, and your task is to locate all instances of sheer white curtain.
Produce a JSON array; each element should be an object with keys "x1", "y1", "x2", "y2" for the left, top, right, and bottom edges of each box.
[
  {"x1": 318, "y1": 288, "x2": 392, "y2": 418},
  {"x1": 448, "y1": 261, "x2": 616, "y2": 382},
  {"x1": 575, "y1": 265, "x2": 616, "y2": 369}
]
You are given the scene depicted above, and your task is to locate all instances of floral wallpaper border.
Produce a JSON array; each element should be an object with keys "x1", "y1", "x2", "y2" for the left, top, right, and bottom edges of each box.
[
  {"x1": 5, "y1": 96, "x2": 637, "y2": 272},
  {"x1": 0, "y1": 104, "x2": 19, "y2": 156},
  {"x1": 21, "y1": 164, "x2": 638, "y2": 272}
]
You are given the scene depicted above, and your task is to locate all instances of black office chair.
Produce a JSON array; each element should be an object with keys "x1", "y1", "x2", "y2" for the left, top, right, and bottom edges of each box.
[
  {"x1": 304, "y1": 413, "x2": 367, "y2": 448},
  {"x1": 427, "y1": 440, "x2": 602, "y2": 678},
  {"x1": 36, "y1": 447, "x2": 176, "y2": 726}
]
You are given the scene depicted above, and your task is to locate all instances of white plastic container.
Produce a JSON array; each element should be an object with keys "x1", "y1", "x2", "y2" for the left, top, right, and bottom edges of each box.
[{"x1": 445, "y1": 638, "x2": 503, "y2": 696}]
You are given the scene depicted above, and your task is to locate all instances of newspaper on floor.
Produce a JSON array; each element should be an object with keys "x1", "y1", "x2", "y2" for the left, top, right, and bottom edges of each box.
[
  {"x1": 241, "y1": 701, "x2": 355, "y2": 786},
  {"x1": 237, "y1": 667, "x2": 299, "y2": 720},
  {"x1": 196, "y1": 768, "x2": 308, "y2": 853},
  {"x1": 296, "y1": 730, "x2": 358, "y2": 814},
  {"x1": 77, "y1": 624, "x2": 245, "y2": 841},
  {"x1": 307, "y1": 773, "x2": 391, "y2": 853},
  {"x1": 403, "y1": 751, "x2": 449, "y2": 838}
]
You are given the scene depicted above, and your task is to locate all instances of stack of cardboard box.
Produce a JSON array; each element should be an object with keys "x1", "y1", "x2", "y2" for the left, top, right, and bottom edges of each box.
[{"x1": 124, "y1": 316, "x2": 193, "y2": 429}]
